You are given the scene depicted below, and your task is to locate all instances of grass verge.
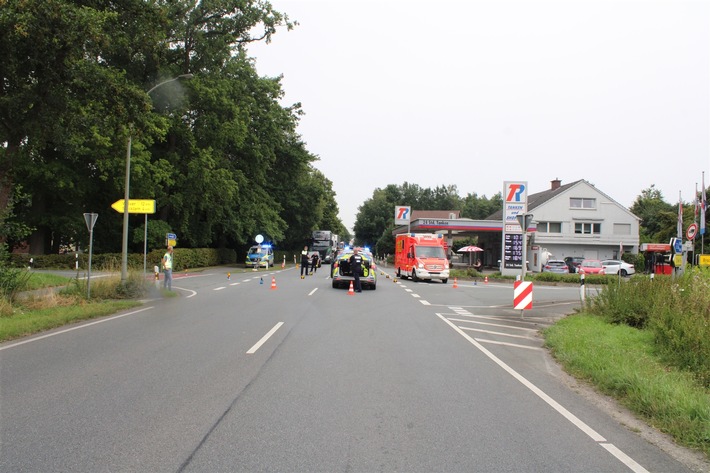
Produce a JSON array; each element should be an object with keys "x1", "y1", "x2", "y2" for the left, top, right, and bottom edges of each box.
[
  {"x1": 544, "y1": 314, "x2": 710, "y2": 458},
  {"x1": 0, "y1": 296, "x2": 142, "y2": 342}
]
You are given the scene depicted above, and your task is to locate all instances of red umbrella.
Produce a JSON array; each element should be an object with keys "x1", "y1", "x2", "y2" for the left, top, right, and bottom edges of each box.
[{"x1": 457, "y1": 245, "x2": 483, "y2": 253}]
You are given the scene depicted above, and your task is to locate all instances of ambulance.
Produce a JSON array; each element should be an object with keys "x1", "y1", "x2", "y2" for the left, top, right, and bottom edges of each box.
[{"x1": 394, "y1": 233, "x2": 449, "y2": 283}]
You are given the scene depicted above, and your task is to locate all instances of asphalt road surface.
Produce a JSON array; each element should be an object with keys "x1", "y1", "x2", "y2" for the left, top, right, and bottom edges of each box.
[{"x1": 0, "y1": 266, "x2": 698, "y2": 472}]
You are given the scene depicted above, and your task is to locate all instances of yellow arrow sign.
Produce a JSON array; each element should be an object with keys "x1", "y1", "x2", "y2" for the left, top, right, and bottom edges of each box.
[{"x1": 111, "y1": 199, "x2": 156, "y2": 214}]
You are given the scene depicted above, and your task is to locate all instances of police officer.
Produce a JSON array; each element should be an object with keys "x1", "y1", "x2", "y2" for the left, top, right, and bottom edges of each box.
[
  {"x1": 349, "y1": 247, "x2": 363, "y2": 292},
  {"x1": 300, "y1": 246, "x2": 310, "y2": 279}
]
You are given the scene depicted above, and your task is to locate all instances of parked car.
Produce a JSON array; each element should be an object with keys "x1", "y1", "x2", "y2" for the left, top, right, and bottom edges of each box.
[
  {"x1": 578, "y1": 259, "x2": 605, "y2": 275},
  {"x1": 542, "y1": 260, "x2": 570, "y2": 274},
  {"x1": 564, "y1": 256, "x2": 584, "y2": 273},
  {"x1": 601, "y1": 259, "x2": 635, "y2": 276},
  {"x1": 331, "y1": 249, "x2": 377, "y2": 290}
]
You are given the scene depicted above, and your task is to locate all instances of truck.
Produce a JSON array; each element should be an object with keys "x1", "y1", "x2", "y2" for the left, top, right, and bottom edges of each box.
[
  {"x1": 311, "y1": 230, "x2": 338, "y2": 262},
  {"x1": 395, "y1": 233, "x2": 449, "y2": 283}
]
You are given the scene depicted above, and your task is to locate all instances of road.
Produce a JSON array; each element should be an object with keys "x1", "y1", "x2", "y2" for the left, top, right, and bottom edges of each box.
[{"x1": 0, "y1": 266, "x2": 695, "y2": 472}]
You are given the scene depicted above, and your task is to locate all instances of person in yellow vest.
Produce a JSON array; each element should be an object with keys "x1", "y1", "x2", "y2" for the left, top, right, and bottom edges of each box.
[{"x1": 162, "y1": 246, "x2": 174, "y2": 291}]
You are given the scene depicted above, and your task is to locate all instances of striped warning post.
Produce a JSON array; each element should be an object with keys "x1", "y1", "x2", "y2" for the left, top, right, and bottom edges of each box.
[{"x1": 513, "y1": 281, "x2": 533, "y2": 310}]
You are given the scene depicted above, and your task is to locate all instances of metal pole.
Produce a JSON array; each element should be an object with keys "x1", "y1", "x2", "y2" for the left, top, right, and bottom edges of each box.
[
  {"x1": 87, "y1": 227, "x2": 94, "y2": 298},
  {"x1": 120, "y1": 73, "x2": 193, "y2": 285},
  {"x1": 143, "y1": 214, "x2": 148, "y2": 282},
  {"x1": 121, "y1": 134, "x2": 132, "y2": 284}
]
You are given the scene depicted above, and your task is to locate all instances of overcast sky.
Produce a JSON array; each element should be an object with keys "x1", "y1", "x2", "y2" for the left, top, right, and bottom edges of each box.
[{"x1": 248, "y1": 0, "x2": 710, "y2": 232}]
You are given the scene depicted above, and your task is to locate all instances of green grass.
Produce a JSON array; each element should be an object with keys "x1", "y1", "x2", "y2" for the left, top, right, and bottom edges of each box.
[
  {"x1": 0, "y1": 299, "x2": 142, "y2": 341},
  {"x1": 25, "y1": 272, "x2": 72, "y2": 291},
  {"x1": 545, "y1": 314, "x2": 710, "y2": 457}
]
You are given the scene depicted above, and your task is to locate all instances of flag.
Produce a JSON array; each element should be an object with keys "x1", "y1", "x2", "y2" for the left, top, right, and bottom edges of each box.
[
  {"x1": 694, "y1": 182, "x2": 699, "y2": 224},
  {"x1": 702, "y1": 172, "x2": 707, "y2": 235},
  {"x1": 678, "y1": 193, "x2": 684, "y2": 239}
]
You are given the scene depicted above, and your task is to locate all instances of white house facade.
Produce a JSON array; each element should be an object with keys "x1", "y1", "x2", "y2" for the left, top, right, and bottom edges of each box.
[{"x1": 527, "y1": 179, "x2": 640, "y2": 268}]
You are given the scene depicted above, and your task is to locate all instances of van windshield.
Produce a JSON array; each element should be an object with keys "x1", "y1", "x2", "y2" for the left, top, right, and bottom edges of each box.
[
  {"x1": 248, "y1": 247, "x2": 266, "y2": 255},
  {"x1": 415, "y1": 246, "x2": 445, "y2": 258}
]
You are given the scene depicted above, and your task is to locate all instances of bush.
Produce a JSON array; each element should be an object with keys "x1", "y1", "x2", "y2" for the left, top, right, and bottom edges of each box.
[
  {"x1": 590, "y1": 268, "x2": 710, "y2": 387},
  {"x1": 11, "y1": 248, "x2": 239, "y2": 272},
  {"x1": 0, "y1": 266, "x2": 31, "y2": 301}
]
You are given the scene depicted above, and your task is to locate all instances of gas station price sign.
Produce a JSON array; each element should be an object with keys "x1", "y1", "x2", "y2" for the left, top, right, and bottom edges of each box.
[{"x1": 504, "y1": 233, "x2": 523, "y2": 269}]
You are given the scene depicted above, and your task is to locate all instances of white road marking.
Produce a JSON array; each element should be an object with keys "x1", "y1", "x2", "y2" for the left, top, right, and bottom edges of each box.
[
  {"x1": 600, "y1": 443, "x2": 649, "y2": 473},
  {"x1": 412, "y1": 294, "x2": 420, "y2": 298},
  {"x1": 458, "y1": 326, "x2": 536, "y2": 340},
  {"x1": 474, "y1": 338, "x2": 542, "y2": 350},
  {"x1": 436, "y1": 313, "x2": 649, "y2": 473},
  {"x1": 0, "y1": 307, "x2": 154, "y2": 351},
  {"x1": 214, "y1": 287, "x2": 226, "y2": 291},
  {"x1": 175, "y1": 286, "x2": 198, "y2": 298},
  {"x1": 246, "y1": 322, "x2": 284, "y2": 354},
  {"x1": 420, "y1": 300, "x2": 431, "y2": 305},
  {"x1": 230, "y1": 282, "x2": 240, "y2": 286},
  {"x1": 308, "y1": 288, "x2": 318, "y2": 296},
  {"x1": 448, "y1": 318, "x2": 537, "y2": 333},
  {"x1": 405, "y1": 289, "x2": 413, "y2": 292}
]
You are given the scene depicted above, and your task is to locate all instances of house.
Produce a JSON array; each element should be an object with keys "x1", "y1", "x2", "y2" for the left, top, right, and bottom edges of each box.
[{"x1": 489, "y1": 179, "x2": 640, "y2": 271}]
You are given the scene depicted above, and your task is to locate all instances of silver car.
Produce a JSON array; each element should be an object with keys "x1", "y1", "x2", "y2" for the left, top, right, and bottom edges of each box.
[{"x1": 542, "y1": 260, "x2": 570, "y2": 274}]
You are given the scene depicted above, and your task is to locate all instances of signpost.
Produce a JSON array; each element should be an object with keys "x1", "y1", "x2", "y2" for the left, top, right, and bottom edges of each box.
[
  {"x1": 111, "y1": 199, "x2": 156, "y2": 214},
  {"x1": 501, "y1": 181, "x2": 528, "y2": 276},
  {"x1": 112, "y1": 199, "x2": 156, "y2": 280},
  {"x1": 83, "y1": 213, "x2": 98, "y2": 298}
]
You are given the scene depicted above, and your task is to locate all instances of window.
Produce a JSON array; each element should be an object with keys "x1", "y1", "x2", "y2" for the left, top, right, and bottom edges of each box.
[
  {"x1": 537, "y1": 222, "x2": 562, "y2": 233},
  {"x1": 570, "y1": 198, "x2": 596, "y2": 209},
  {"x1": 575, "y1": 223, "x2": 601, "y2": 235},
  {"x1": 613, "y1": 223, "x2": 631, "y2": 235}
]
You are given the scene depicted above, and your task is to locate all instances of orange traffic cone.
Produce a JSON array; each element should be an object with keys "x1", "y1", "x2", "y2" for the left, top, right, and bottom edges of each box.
[
  {"x1": 270, "y1": 277, "x2": 277, "y2": 290},
  {"x1": 484, "y1": 275, "x2": 489, "y2": 284},
  {"x1": 347, "y1": 281, "x2": 355, "y2": 295},
  {"x1": 453, "y1": 278, "x2": 458, "y2": 288}
]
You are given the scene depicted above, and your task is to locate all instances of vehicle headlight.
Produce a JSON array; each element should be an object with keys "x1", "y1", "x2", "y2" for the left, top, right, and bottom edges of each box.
[{"x1": 418, "y1": 262, "x2": 424, "y2": 269}]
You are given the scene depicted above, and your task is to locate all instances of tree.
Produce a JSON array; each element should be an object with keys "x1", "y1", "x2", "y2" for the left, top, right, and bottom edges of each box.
[
  {"x1": 461, "y1": 192, "x2": 503, "y2": 219},
  {"x1": 630, "y1": 186, "x2": 674, "y2": 243}
]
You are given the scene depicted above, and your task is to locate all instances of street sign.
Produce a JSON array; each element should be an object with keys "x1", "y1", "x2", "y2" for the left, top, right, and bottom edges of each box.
[
  {"x1": 111, "y1": 199, "x2": 156, "y2": 214},
  {"x1": 166, "y1": 233, "x2": 177, "y2": 247},
  {"x1": 687, "y1": 223, "x2": 698, "y2": 241},
  {"x1": 671, "y1": 237, "x2": 683, "y2": 254},
  {"x1": 83, "y1": 213, "x2": 98, "y2": 232}
]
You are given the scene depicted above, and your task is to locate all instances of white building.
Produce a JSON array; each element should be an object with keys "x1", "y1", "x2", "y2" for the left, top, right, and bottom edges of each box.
[{"x1": 524, "y1": 179, "x2": 640, "y2": 271}]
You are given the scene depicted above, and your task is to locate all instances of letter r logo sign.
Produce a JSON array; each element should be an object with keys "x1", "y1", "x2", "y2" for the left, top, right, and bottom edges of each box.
[
  {"x1": 397, "y1": 207, "x2": 409, "y2": 220},
  {"x1": 506, "y1": 184, "x2": 526, "y2": 202}
]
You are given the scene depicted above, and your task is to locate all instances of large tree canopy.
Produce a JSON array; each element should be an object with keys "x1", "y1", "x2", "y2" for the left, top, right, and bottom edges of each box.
[{"x1": 1, "y1": 0, "x2": 345, "y2": 254}]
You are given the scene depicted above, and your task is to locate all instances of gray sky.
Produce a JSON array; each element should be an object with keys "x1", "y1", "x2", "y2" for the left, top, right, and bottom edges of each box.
[{"x1": 248, "y1": 0, "x2": 710, "y2": 232}]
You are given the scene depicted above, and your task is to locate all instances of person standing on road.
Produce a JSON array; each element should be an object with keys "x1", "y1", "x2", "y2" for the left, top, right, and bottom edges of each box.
[
  {"x1": 300, "y1": 246, "x2": 310, "y2": 279},
  {"x1": 162, "y1": 246, "x2": 174, "y2": 291},
  {"x1": 349, "y1": 247, "x2": 363, "y2": 292},
  {"x1": 310, "y1": 251, "x2": 319, "y2": 275}
]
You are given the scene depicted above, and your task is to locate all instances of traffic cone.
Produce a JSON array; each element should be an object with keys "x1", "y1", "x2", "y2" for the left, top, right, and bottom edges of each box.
[
  {"x1": 270, "y1": 277, "x2": 277, "y2": 290},
  {"x1": 453, "y1": 278, "x2": 458, "y2": 288},
  {"x1": 347, "y1": 281, "x2": 355, "y2": 295},
  {"x1": 484, "y1": 275, "x2": 489, "y2": 284}
]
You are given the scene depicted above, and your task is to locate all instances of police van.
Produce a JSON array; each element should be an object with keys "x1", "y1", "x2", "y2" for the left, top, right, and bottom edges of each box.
[{"x1": 245, "y1": 244, "x2": 274, "y2": 268}]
